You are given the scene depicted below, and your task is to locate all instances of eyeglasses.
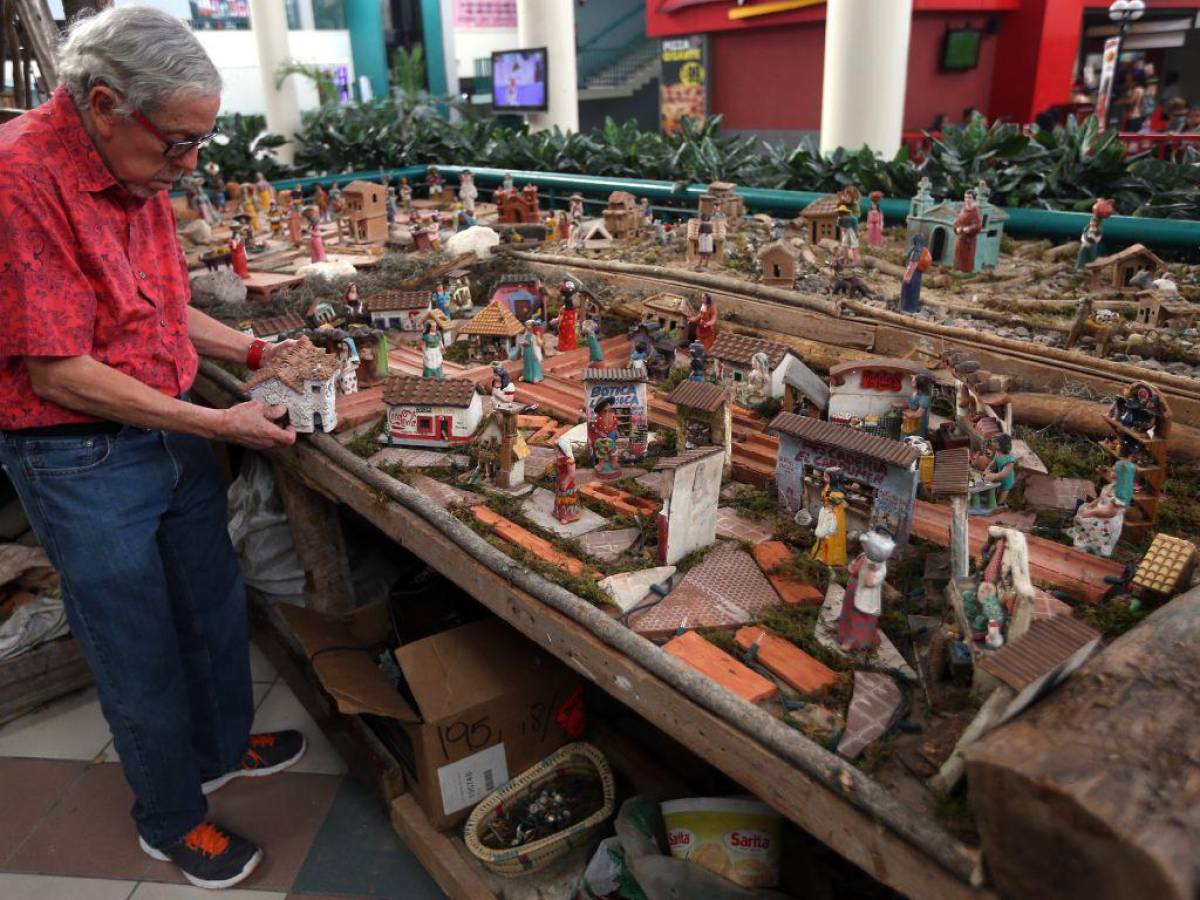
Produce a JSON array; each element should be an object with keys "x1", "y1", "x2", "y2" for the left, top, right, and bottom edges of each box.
[{"x1": 129, "y1": 108, "x2": 221, "y2": 160}]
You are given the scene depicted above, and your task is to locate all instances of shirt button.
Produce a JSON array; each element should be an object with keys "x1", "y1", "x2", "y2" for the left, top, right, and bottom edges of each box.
[
  {"x1": 160, "y1": 319, "x2": 167, "y2": 327},
  {"x1": 139, "y1": 271, "x2": 147, "y2": 279}
]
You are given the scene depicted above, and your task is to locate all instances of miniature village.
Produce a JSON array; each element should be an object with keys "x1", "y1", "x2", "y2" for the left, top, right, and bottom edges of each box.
[{"x1": 180, "y1": 164, "x2": 1200, "y2": 841}]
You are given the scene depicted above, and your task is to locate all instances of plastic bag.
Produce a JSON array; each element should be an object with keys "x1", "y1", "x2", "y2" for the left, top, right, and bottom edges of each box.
[{"x1": 227, "y1": 454, "x2": 306, "y2": 596}]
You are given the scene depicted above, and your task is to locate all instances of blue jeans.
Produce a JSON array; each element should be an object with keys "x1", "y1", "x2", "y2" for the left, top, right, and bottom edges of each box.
[{"x1": 0, "y1": 425, "x2": 254, "y2": 847}]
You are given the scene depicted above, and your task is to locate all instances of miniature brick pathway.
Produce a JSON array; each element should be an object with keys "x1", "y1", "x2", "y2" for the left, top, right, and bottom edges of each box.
[
  {"x1": 471, "y1": 506, "x2": 597, "y2": 579},
  {"x1": 580, "y1": 482, "x2": 661, "y2": 518},
  {"x1": 752, "y1": 541, "x2": 824, "y2": 606},
  {"x1": 714, "y1": 507, "x2": 775, "y2": 545},
  {"x1": 578, "y1": 527, "x2": 642, "y2": 562},
  {"x1": 368, "y1": 446, "x2": 467, "y2": 470},
  {"x1": 837, "y1": 671, "x2": 902, "y2": 761},
  {"x1": 408, "y1": 474, "x2": 483, "y2": 510},
  {"x1": 663, "y1": 631, "x2": 778, "y2": 705},
  {"x1": 630, "y1": 541, "x2": 780, "y2": 639},
  {"x1": 734, "y1": 626, "x2": 838, "y2": 696}
]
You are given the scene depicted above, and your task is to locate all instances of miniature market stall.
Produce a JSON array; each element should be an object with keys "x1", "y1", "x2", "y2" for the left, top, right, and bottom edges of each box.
[
  {"x1": 827, "y1": 359, "x2": 933, "y2": 439},
  {"x1": 582, "y1": 367, "x2": 649, "y2": 460}
]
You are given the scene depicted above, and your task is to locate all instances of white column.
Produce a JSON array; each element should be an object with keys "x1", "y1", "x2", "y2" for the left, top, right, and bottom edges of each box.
[
  {"x1": 517, "y1": 0, "x2": 578, "y2": 133},
  {"x1": 297, "y1": 0, "x2": 315, "y2": 31},
  {"x1": 819, "y1": 0, "x2": 913, "y2": 157},
  {"x1": 249, "y1": 0, "x2": 303, "y2": 166}
]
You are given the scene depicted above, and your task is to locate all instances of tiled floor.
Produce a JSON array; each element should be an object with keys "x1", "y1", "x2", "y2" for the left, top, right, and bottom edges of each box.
[{"x1": 0, "y1": 641, "x2": 445, "y2": 900}]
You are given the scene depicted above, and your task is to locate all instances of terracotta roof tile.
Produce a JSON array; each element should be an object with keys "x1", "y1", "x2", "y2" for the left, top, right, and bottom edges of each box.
[
  {"x1": 799, "y1": 194, "x2": 840, "y2": 218},
  {"x1": 666, "y1": 380, "x2": 730, "y2": 414},
  {"x1": 978, "y1": 616, "x2": 1100, "y2": 692},
  {"x1": 382, "y1": 375, "x2": 478, "y2": 408},
  {"x1": 756, "y1": 239, "x2": 801, "y2": 261},
  {"x1": 654, "y1": 446, "x2": 725, "y2": 471},
  {"x1": 245, "y1": 337, "x2": 340, "y2": 393},
  {"x1": 364, "y1": 290, "x2": 431, "y2": 312},
  {"x1": 767, "y1": 413, "x2": 919, "y2": 468},
  {"x1": 709, "y1": 332, "x2": 791, "y2": 370},
  {"x1": 248, "y1": 313, "x2": 306, "y2": 338},
  {"x1": 1086, "y1": 242, "x2": 1165, "y2": 271},
  {"x1": 460, "y1": 302, "x2": 524, "y2": 337},
  {"x1": 583, "y1": 367, "x2": 647, "y2": 383},
  {"x1": 932, "y1": 448, "x2": 970, "y2": 496}
]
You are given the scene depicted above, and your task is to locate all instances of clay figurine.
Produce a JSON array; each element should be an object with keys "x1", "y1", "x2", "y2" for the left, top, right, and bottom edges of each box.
[
  {"x1": 582, "y1": 317, "x2": 604, "y2": 363},
  {"x1": 694, "y1": 212, "x2": 716, "y2": 270},
  {"x1": 519, "y1": 320, "x2": 544, "y2": 383},
  {"x1": 502, "y1": 171, "x2": 515, "y2": 193},
  {"x1": 688, "y1": 340, "x2": 707, "y2": 382},
  {"x1": 1070, "y1": 460, "x2": 1135, "y2": 557},
  {"x1": 287, "y1": 198, "x2": 303, "y2": 245},
  {"x1": 229, "y1": 225, "x2": 249, "y2": 280},
  {"x1": 866, "y1": 190, "x2": 885, "y2": 248},
  {"x1": 254, "y1": 172, "x2": 274, "y2": 214},
  {"x1": 240, "y1": 186, "x2": 261, "y2": 233},
  {"x1": 747, "y1": 350, "x2": 771, "y2": 405},
  {"x1": 589, "y1": 397, "x2": 622, "y2": 480},
  {"x1": 688, "y1": 292, "x2": 717, "y2": 351},
  {"x1": 555, "y1": 282, "x2": 579, "y2": 352},
  {"x1": 267, "y1": 203, "x2": 283, "y2": 239},
  {"x1": 899, "y1": 233, "x2": 932, "y2": 315},
  {"x1": 385, "y1": 187, "x2": 398, "y2": 225},
  {"x1": 425, "y1": 165, "x2": 444, "y2": 200},
  {"x1": 313, "y1": 183, "x2": 329, "y2": 222},
  {"x1": 421, "y1": 319, "x2": 444, "y2": 379},
  {"x1": 399, "y1": 177, "x2": 413, "y2": 212},
  {"x1": 640, "y1": 197, "x2": 653, "y2": 227},
  {"x1": 556, "y1": 210, "x2": 571, "y2": 242},
  {"x1": 811, "y1": 469, "x2": 848, "y2": 567},
  {"x1": 836, "y1": 187, "x2": 861, "y2": 265},
  {"x1": 432, "y1": 279, "x2": 453, "y2": 319},
  {"x1": 553, "y1": 437, "x2": 581, "y2": 524},
  {"x1": 568, "y1": 215, "x2": 586, "y2": 253},
  {"x1": 903, "y1": 374, "x2": 933, "y2": 438},
  {"x1": 345, "y1": 282, "x2": 366, "y2": 322},
  {"x1": 203, "y1": 161, "x2": 225, "y2": 211},
  {"x1": 458, "y1": 169, "x2": 478, "y2": 214},
  {"x1": 837, "y1": 530, "x2": 894, "y2": 651},
  {"x1": 490, "y1": 362, "x2": 516, "y2": 408},
  {"x1": 952, "y1": 189, "x2": 983, "y2": 272},
  {"x1": 982, "y1": 433, "x2": 1018, "y2": 505},
  {"x1": 1075, "y1": 197, "x2": 1114, "y2": 271},
  {"x1": 308, "y1": 223, "x2": 327, "y2": 263},
  {"x1": 336, "y1": 342, "x2": 358, "y2": 395}
]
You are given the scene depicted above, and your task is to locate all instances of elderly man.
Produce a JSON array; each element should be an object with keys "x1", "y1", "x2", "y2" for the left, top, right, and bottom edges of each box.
[{"x1": 0, "y1": 8, "x2": 305, "y2": 891}]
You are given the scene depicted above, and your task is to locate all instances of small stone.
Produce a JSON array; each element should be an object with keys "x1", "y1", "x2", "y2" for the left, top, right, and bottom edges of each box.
[
  {"x1": 599, "y1": 566, "x2": 676, "y2": 612},
  {"x1": 837, "y1": 671, "x2": 902, "y2": 761},
  {"x1": 189, "y1": 269, "x2": 247, "y2": 307},
  {"x1": 578, "y1": 527, "x2": 640, "y2": 562},
  {"x1": 1139, "y1": 358, "x2": 1163, "y2": 370},
  {"x1": 1013, "y1": 326, "x2": 1031, "y2": 338}
]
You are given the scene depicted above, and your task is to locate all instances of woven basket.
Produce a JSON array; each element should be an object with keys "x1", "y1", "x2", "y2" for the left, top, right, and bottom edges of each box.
[{"x1": 463, "y1": 741, "x2": 615, "y2": 877}]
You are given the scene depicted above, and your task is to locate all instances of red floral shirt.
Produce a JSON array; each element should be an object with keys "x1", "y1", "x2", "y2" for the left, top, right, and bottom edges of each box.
[{"x1": 0, "y1": 87, "x2": 196, "y2": 429}]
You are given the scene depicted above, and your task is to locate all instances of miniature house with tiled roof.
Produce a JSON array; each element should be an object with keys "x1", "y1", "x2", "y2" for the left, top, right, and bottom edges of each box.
[
  {"x1": 341, "y1": 180, "x2": 388, "y2": 243},
  {"x1": 798, "y1": 194, "x2": 841, "y2": 244},
  {"x1": 242, "y1": 313, "x2": 306, "y2": 342},
  {"x1": 245, "y1": 337, "x2": 341, "y2": 433},
  {"x1": 364, "y1": 291, "x2": 432, "y2": 331},
  {"x1": 602, "y1": 190, "x2": 641, "y2": 239},
  {"x1": 460, "y1": 301, "x2": 525, "y2": 361},
  {"x1": 381, "y1": 375, "x2": 483, "y2": 448},
  {"x1": 667, "y1": 380, "x2": 733, "y2": 477},
  {"x1": 641, "y1": 292, "x2": 696, "y2": 339},
  {"x1": 583, "y1": 367, "x2": 650, "y2": 460},
  {"x1": 1086, "y1": 243, "x2": 1166, "y2": 291},
  {"x1": 757, "y1": 239, "x2": 801, "y2": 287},
  {"x1": 708, "y1": 333, "x2": 813, "y2": 405},
  {"x1": 769, "y1": 412, "x2": 920, "y2": 547}
]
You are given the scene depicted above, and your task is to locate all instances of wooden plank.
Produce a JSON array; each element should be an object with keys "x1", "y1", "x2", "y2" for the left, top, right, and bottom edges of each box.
[
  {"x1": 389, "y1": 794, "x2": 496, "y2": 900},
  {"x1": 271, "y1": 465, "x2": 356, "y2": 615}
]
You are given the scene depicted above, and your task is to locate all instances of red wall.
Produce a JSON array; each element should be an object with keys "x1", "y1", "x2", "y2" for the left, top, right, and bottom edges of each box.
[{"x1": 709, "y1": 14, "x2": 999, "y2": 134}]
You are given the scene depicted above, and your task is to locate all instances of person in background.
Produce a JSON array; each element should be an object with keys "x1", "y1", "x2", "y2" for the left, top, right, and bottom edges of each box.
[
  {"x1": 926, "y1": 112, "x2": 946, "y2": 133},
  {"x1": 1187, "y1": 106, "x2": 1200, "y2": 134},
  {"x1": 0, "y1": 7, "x2": 305, "y2": 891},
  {"x1": 1161, "y1": 97, "x2": 1189, "y2": 132},
  {"x1": 1160, "y1": 70, "x2": 1182, "y2": 104},
  {"x1": 961, "y1": 106, "x2": 981, "y2": 125}
]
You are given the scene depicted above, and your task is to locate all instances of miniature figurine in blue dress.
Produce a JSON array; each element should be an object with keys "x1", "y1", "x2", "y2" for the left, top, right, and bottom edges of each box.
[
  {"x1": 432, "y1": 279, "x2": 453, "y2": 319},
  {"x1": 905, "y1": 374, "x2": 933, "y2": 439},
  {"x1": 520, "y1": 321, "x2": 544, "y2": 383},
  {"x1": 900, "y1": 234, "x2": 932, "y2": 314},
  {"x1": 385, "y1": 187, "x2": 398, "y2": 225},
  {"x1": 688, "y1": 341, "x2": 707, "y2": 382},
  {"x1": 582, "y1": 317, "x2": 604, "y2": 363}
]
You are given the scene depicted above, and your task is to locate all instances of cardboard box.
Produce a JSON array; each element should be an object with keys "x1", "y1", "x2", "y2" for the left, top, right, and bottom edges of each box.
[{"x1": 281, "y1": 604, "x2": 582, "y2": 829}]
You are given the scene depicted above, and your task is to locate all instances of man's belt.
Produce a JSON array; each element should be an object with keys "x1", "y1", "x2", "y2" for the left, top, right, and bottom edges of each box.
[{"x1": 4, "y1": 421, "x2": 125, "y2": 438}]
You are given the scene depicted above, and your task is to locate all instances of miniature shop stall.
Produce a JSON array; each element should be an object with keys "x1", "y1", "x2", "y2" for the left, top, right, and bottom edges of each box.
[
  {"x1": 640, "y1": 292, "x2": 696, "y2": 340},
  {"x1": 460, "y1": 301, "x2": 525, "y2": 362},
  {"x1": 582, "y1": 368, "x2": 649, "y2": 460},
  {"x1": 446, "y1": 268, "x2": 474, "y2": 315},
  {"x1": 654, "y1": 447, "x2": 726, "y2": 565},
  {"x1": 245, "y1": 337, "x2": 340, "y2": 433},
  {"x1": 666, "y1": 380, "x2": 733, "y2": 476},
  {"x1": 381, "y1": 376, "x2": 483, "y2": 448},
  {"x1": 906, "y1": 180, "x2": 1007, "y2": 271},
  {"x1": 1085, "y1": 243, "x2": 1166, "y2": 291},
  {"x1": 490, "y1": 272, "x2": 549, "y2": 323},
  {"x1": 769, "y1": 413, "x2": 920, "y2": 546},
  {"x1": 708, "y1": 333, "x2": 812, "y2": 406},
  {"x1": 826, "y1": 359, "x2": 934, "y2": 439},
  {"x1": 364, "y1": 290, "x2": 433, "y2": 331},
  {"x1": 339, "y1": 180, "x2": 389, "y2": 243}
]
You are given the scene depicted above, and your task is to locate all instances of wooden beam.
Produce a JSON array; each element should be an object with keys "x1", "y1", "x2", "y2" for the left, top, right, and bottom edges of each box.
[
  {"x1": 270, "y1": 463, "x2": 356, "y2": 616},
  {"x1": 12, "y1": 0, "x2": 58, "y2": 87},
  {"x1": 389, "y1": 795, "x2": 496, "y2": 900}
]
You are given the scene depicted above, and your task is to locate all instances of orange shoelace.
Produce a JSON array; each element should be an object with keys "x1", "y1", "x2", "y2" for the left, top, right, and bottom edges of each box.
[
  {"x1": 249, "y1": 733, "x2": 276, "y2": 748},
  {"x1": 184, "y1": 823, "x2": 230, "y2": 858},
  {"x1": 243, "y1": 733, "x2": 277, "y2": 769}
]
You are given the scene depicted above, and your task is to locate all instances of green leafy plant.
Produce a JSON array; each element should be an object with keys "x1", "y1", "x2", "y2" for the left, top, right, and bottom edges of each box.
[
  {"x1": 197, "y1": 113, "x2": 288, "y2": 182},
  {"x1": 275, "y1": 60, "x2": 338, "y2": 106}
]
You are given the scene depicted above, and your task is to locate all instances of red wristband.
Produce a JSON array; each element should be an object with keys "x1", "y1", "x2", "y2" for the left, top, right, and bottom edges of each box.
[{"x1": 246, "y1": 339, "x2": 268, "y2": 371}]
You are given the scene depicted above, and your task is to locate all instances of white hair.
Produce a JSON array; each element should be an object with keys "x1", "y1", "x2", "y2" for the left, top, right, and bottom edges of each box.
[{"x1": 57, "y1": 6, "x2": 221, "y2": 113}]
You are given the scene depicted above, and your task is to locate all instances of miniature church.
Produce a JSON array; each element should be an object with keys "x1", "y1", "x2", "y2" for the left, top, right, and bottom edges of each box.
[{"x1": 906, "y1": 178, "x2": 1008, "y2": 272}]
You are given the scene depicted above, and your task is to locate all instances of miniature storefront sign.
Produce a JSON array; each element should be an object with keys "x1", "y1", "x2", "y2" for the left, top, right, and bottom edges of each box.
[{"x1": 583, "y1": 367, "x2": 649, "y2": 460}]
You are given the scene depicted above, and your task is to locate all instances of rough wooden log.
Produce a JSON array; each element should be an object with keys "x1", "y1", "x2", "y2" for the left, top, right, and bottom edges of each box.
[
  {"x1": 1042, "y1": 240, "x2": 1081, "y2": 263},
  {"x1": 861, "y1": 253, "x2": 906, "y2": 279},
  {"x1": 1015, "y1": 239, "x2": 1052, "y2": 259},
  {"x1": 1008, "y1": 392, "x2": 1200, "y2": 462},
  {"x1": 965, "y1": 588, "x2": 1200, "y2": 900}
]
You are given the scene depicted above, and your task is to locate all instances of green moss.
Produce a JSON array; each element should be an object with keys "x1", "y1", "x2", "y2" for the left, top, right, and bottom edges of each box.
[
  {"x1": 751, "y1": 396, "x2": 782, "y2": 422},
  {"x1": 657, "y1": 366, "x2": 692, "y2": 395},
  {"x1": 1015, "y1": 426, "x2": 1105, "y2": 480},
  {"x1": 1085, "y1": 598, "x2": 1147, "y2": 637}
]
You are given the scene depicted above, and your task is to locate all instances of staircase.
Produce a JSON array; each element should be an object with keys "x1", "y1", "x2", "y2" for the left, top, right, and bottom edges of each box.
[{"x1": 578, "y1": 40, "x2": 659, "y2": 101}]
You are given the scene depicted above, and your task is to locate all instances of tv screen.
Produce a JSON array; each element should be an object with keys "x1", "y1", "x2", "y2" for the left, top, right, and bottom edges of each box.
[
  {"x1": 942, "y1": 29, "x2": 982, "y2": 71},
  {"x1": 492, "y1": 48, "x2": 548, "y2": 111}
]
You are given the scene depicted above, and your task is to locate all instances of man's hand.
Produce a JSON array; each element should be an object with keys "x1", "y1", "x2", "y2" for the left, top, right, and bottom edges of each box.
[
  {"x1": 261, "y1": 338, "x2": 300, "y2": 369},
  {"x1": 219, "y1": 400, "x2": 296, "y2": 449}
]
